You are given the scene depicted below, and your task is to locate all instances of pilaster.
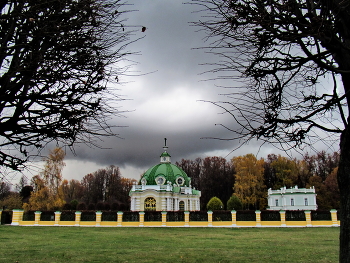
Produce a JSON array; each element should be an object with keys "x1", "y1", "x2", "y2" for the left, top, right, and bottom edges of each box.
[
  {"x1": 207, "y1": 211, "x2": 213, "y2": 227},
  {"x1": 34, "y1": 211, "x2": 41, "y2": 226},
  {"x1": 139, "y1": 211, "x2": 145, "y2": 227},
  {"x1": 11, "y1": 209, "x2": 24, "y2": 226},
  {"x1": 161, "y1": 211, "x2": 167, "y2": 226},
  {"x1": 304, "y1": 210, "x2": 312, "y2": 227},
  {"x1": 255, "y1": 210, "x2": 261, "y2": 227},
  {"x1": 231, "y1": 210, "x2": 237, "y2": 227},
  {"x1": 184, "y1": 211, "x2": 190, "y2": 227},
  {"x1": 95, "y1": 211, "x2": 102, "y2": 226},
  {"x1": 54, "y1": 211, "x2": 61, "y2": 226},
  {"x1": 75, "y1": 211, "x2": 82, "y2": 226},
  {"x1": 279, "y1": 210, "x2": 286, "y2": 227},
  {"x1": 330, "y1": 209, "x2": 339, "y2": 226},
  {"x1": 117, "y1": 211, "x2": 123, "y2": 226}
]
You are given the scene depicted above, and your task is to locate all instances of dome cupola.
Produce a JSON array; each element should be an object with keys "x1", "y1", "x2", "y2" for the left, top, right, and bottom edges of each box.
[{"x1": 140, "y1": 139, "x2": 191, "y2": 187}]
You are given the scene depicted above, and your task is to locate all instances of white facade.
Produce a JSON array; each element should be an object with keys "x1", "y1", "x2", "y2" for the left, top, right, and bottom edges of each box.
[
  {"x1": 267, "y1": 186, "x2": 317, "y2": 210},
  {"x1": 130, "y1": 184, "x2": 201, "y2": 211}
]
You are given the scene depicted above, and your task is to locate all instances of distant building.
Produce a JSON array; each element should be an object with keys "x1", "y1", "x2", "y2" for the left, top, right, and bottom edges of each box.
[
  {"x1": 129, "y1": 140, "x2": 201, "y2": 211},
  {"x1": 267, "y1": 186, "x2": 317, "y2": 210}
]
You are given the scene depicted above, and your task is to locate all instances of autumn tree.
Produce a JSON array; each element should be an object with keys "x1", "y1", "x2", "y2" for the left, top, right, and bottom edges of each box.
[
  {"x1": 232, "y1": 154, "x2": 265, "y2": 210},
  {"x1": 193, "y1": 1, "x2": 350, "y2": 260},
  {"x1": 270, "y1": 155, "x2": 298, "y2": 189},
  {"x1": 0, "y1": 193, "x2": 22, "y2": 210},
  {"x1": 0, "y1": 0, "x2": 137, "y2": 171},
  {"x1": 24, "y1": 147, "x2": 66, "y2": 210},
  {"x1": 61, "y1": 179, "x2": 84, "y2": 203}
]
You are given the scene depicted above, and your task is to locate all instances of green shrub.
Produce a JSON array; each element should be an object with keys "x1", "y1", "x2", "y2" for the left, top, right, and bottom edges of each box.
[
  {"x1": 70, "y1": 199, "x2": 78, "y2": 210},
  {"x1": 206, "y1": 196, "x2": 224, "y2": 211},
  {"x1": 227, "y1": 195, "x2": 243, "y2": 210}
]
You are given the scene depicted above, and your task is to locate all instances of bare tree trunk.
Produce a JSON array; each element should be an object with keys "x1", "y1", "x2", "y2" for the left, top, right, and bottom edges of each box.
[{"x1": 338, "y1": 123, "x2": 350, "y2": 262}]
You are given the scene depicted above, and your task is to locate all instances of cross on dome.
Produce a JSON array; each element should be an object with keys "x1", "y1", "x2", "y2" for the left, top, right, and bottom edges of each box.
[{"x1": 160, "y1": 138, "x2": 171, "y2": 163}]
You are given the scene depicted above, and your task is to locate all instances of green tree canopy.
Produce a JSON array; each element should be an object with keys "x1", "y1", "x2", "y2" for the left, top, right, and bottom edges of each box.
[
  {"x1": 227, "y1": 195, "x2": 243, "y2": 211},
  {"x1": 206, "y1": 196, "x2": 224, "y2": 211}
]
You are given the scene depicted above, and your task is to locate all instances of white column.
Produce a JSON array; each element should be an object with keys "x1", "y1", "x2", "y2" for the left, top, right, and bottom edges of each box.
[
  {"x1": 167, "y1": 197, "x2": 171, "y2": 211},
  {"x1": 175, "y1": 198, "x2": 179, "y2": 211},
  {"x1": 135, "y1": 197, "x2": 141, "y2": 211},
  {"x1": 131, "y1": 197, "x2": 135, "y2": 211},
  {"x1": 162, "y1": 198, "x2": 167, "y2": 210}
]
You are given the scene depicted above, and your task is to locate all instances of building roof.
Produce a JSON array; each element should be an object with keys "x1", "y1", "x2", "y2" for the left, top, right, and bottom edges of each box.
[
  {"x1": 139, "y1": 142, "x2": 191, "y2": 187},
  {"x1": 140, "y1": 162, "x2": 191, "y2": 187}
]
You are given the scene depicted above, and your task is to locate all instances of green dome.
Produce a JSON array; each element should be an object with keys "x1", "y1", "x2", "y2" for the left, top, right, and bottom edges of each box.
[{"x1": 140, "y1": 163, "x2": 191, "y2": 187}]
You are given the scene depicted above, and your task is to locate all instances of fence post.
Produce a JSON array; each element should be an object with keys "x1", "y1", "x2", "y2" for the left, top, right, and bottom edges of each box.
[
  {"x1": 304, "y1": 210, "x2": 312, "y2": 227},
  {"x1": 75, "y1": 211, "x2": 81, "y2": 226},
  {"x1": 34, "y1": 211, "x2": 41, "y2": 226},
  {"x1": 161, "y1": 211, "x2": 167, "y2": 226},
  {"x1": 96, "y1": 211, "x2": 102, "y2": 226},
  {"x1": 11, "y1": 209, "x2": 24, "y2": 226},
  {"x1": 207, "y1": 211, "x2": 213, "y2": 227},
  {"x1": 330, "y1": 209, "x2": 339, "y2": 226},
  {"x1": 54, "y1": 211, "x2": 61, "y2": 226},
  {"x1": 117, "y1": 211, "x2": 123, "y2": 226},
  {"x1": 139, "y1": 211, "x2": 145, "y2": 227},
  {"x1": 184, "y1": 211, "x2": 190, "y2": 227},
  {"x1": 279, "y1": 210, "x2": 286, "y2": 227},
  {"x1": 255, "y1": 210, "x2": 261, "y2": 227},
  {"x1": 231, "y1": 210, "x2": 237, "y2": 227}
]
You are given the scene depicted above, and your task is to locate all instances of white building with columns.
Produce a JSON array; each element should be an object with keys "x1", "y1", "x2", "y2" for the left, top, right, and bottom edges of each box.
[
  {"x1": 267, "y1": 186, "x2": 317, "y2": 210},
  {"x1": 129, "y1": 141, "x2": 201, "y2": 211}
]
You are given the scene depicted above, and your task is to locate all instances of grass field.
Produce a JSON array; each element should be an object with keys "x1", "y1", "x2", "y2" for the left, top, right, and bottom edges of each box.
[{"x1": 0, "y1": 226, "x2": 339, "y2": 263}]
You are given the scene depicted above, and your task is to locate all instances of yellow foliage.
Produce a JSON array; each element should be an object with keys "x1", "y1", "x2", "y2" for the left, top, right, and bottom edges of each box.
[
  {"x1": 24, "y1": 147, "x2": 66, "y2": 211},
  {"x1": 23, "y1": 185, "x2": 65, "y2": 211},
  {"x1": 232, "y1": 154, "x2": 265, "y2": 209},
  {"x1": 0, "y1": 193, "x2": 23, "y2": 210}
]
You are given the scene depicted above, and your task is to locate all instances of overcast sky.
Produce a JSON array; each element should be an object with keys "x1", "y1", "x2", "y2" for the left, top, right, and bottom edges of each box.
[{"x1": 8, "y1": 0, "x2": 339, "y2": 185}]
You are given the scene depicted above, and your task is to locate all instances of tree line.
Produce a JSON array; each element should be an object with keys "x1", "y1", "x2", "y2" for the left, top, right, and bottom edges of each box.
[
  {"x1": 0, "y1": 148, "x2": 339, "y2": 212},
  {"x1": 176, "y1": 151, "x2": 339, "y2": 211},
  {"x1": 0, "y1": 148, "x2": 136, "y2": 211}
]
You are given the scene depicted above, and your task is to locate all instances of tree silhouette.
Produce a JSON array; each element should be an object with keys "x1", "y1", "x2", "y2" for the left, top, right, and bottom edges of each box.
[
  {"x1": 0, "y1": 0, "x2": 137, "y2": 171},
  {"x1": 193, "y1": 0, "x2": 350, "y2": 260}
]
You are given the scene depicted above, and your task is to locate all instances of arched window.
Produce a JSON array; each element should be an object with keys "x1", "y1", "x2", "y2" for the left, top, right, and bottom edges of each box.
[
  {"x1": 144, "y1": 197, "x2": 156, "y2": 211},
  {"x1": 179, "y1": 201, "x2": 185, "y2": 211}
]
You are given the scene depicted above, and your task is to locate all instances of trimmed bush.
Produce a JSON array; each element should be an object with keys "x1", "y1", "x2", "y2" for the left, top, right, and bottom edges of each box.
[
  {"x1": 62, "y1": 203, "x2": 72, "y2": 210},
  {"x1": 87, "y1": 203, "x2": 96, "y2": 210},
  {"x1": 77, "y1": 202, "x2": 87, "y2": 211},
  {"x1": 96, "y1": 202, "x2": 104, "y2": 210},
  {"x1": 104, "y1": 203, "x2": 111, "y2": 211},
  {"x1": 227, "y1": 195, "x2": 243, "y2": 210},
  {"x1": 207, "y1": 197, "x2": 224, "y2": 211},
  {"x1": 70, "y1": 199, "x2": 78, "y2": 210},
  {"x1": 111, "y1": 203, "x2": 119, "y2": 211}
]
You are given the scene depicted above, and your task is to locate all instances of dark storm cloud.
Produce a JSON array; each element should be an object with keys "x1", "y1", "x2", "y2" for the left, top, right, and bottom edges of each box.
[{"x1": 61, "y1": 0, "x2": 244, "y2": 176}]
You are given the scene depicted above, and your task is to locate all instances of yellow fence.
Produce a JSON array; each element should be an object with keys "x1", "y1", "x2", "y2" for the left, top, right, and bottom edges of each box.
[{"x1": 2, "y1": 209, "x2": 339, "y2": 227}]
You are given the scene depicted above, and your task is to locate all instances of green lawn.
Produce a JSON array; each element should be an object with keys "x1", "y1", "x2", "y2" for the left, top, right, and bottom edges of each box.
[{"x1": 0, "y1": 226, "x2": 339, "y2": 263}]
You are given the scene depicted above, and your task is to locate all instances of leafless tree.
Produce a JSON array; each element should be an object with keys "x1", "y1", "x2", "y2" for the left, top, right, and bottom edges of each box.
[
  {"x1": 191, "y1": 0, "x2": 350, "y2": 261},
  {"x1": 0, "y1": 0, "x2": 139, "y2": 171}
]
